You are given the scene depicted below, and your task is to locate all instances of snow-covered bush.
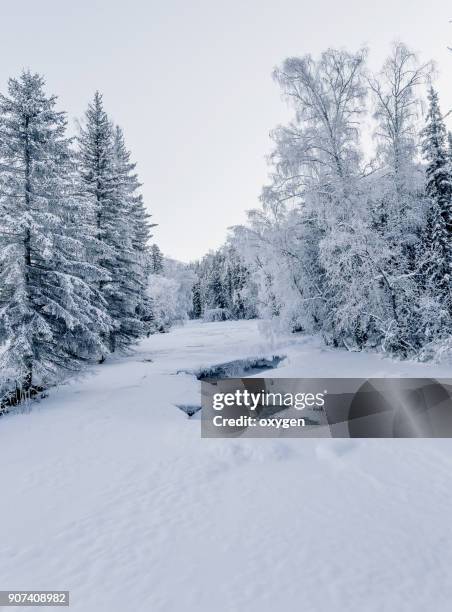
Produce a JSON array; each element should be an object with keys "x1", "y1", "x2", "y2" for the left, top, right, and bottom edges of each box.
[
  {"x1": 147, "y1": 257, "x2": 195, "y2": 332},
  {"x1": 203, "y1": 308, "x2": 231, "y2": 322},
  {"x1": 148, "y1": 275, "x2": 181, "y2": 332}
]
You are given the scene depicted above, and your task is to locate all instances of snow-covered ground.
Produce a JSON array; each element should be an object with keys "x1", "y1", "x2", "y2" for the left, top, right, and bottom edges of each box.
[{"x1": 1, "y1": 320, "x2": 452, "y2": 611}]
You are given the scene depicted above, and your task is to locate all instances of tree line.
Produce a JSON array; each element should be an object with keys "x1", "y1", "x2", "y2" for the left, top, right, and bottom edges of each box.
[
  {"x1": 0, "y1": 72, "x2": 153, "y2": 406},
  {"x1": 190, "y1": 245, "x2": 257, "y2": 321}
]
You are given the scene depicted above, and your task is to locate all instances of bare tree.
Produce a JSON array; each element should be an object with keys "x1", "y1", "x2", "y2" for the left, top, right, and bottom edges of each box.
[
  {"x1": 368, "y1": 43, "x2": 433, "y2": 196},
  {"x1": 270, "y1": 48, "x2": 368, "y2": 208}
]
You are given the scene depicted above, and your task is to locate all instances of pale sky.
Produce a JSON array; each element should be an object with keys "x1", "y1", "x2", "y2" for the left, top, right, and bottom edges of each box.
[{"x1": 1, "y1": 0, "x2": 452, "y2": 261}]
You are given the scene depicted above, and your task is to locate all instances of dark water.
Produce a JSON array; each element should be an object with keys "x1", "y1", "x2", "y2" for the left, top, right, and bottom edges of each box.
[{"x1": 196, "y1": 355, "x2": 285, "y2": 381}]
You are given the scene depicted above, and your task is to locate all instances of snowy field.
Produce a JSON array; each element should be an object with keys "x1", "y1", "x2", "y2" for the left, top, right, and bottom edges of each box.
[{"x1": 1, "y1": 320, "x2": 452, "y2": 611}]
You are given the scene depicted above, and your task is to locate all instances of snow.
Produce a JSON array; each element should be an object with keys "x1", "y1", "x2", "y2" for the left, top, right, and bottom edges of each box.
[{"x1": 1, "y1": 320, "x2": 452, "y2": 611}]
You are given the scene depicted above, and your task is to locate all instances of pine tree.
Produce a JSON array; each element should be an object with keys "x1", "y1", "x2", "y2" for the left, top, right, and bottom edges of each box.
[
  {"x1": 207, "y1": 252, "x2": 227, "y2": 310},
  {"x1": 150, "y1": 243, "x2": 164, "y2": 274},
  {"x1": 112, "y1": 126, "x2": 153, "y2": 343},
  {"x1": 77, "y1": 92, "x2": 117, "y2": 353},
  {"x1": 420, "y1": 87, "x2": 452, "y2": 310},
  {"x1": 189, "y1": 246, "x2": 256, "y2": 320},
  {"x1": 78, "y1": 94, "x2": 153, "y2": 352},
  {"x1": 192, "y1": 281, "x2": 202, "y2": 318},
  {"x1": 0, "y1": 72, "x2": 111, "y2": 399}
]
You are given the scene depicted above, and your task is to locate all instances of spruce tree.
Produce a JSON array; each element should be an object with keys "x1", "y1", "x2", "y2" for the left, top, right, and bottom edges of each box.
[
  {"x1": 112, "y1": 126, "x2": 153, "y2": 344},
  {"x1": 78, "y1": 95, "x2": 154, "y2": 351},
  {"x1": 0, "y1": 72, "x2": 111, "y2": 398},
  {"x1": 150, "y1": 244, "x2": 164, "y2": 274},
  {"x1": 192, "y1": 281, "x2": 202, "y2": 318},
  {"x1": 420, "y1": 87, "x2": 452, "y2": 310}
]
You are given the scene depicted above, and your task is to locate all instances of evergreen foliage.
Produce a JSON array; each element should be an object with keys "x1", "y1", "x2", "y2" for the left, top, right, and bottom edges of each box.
[
  {"x1": 150, "y1": 244, "x2": 164, "y2": 275},
  {"x1": 190, "y1": 245, "x2": 257, "y2": 320},
  {"x1": 77, "y1": 94, "x2": 153, "y2": 352},
  {"x1": 0, "y1": 77, "x2": 155, "y2": 403},
  {"x1": 0, "y1": 73, "x2": 112, "y2": 399}
]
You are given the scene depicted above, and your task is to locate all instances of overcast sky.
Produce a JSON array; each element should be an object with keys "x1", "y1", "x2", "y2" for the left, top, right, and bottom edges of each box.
[{"x1": 1, "y1": 0, "x2": 452, "y2": 261}]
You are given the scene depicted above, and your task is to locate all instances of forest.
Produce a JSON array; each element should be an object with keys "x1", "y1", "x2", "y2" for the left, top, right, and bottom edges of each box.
[
  {"x1": 0, "y1": 77, "x2": 152, "y2": 406},
  {"x1": 194, "y1": 43, "x2": 452, "y2": 363},
  {"x1": 233, "y1": 42, "x2": 452, "y2": 360},
  {"x1": 1, "y1": 42, "x2": 452, "y2": 408}
]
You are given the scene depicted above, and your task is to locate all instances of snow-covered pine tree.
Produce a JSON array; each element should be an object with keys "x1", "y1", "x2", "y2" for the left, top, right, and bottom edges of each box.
[
  {"x1": 207, "y1": 251, "x2": 227, "y2": 311},
  {"x1": 150, "y1": 243, "x2": 164, "y2": 274},
  {"x1": 191, "y1": 280, "x2": 202, "y2": 318},
  {"x1": 420, "y1": 87, "x2": 452, "y2": 314},
  {"x1": 0, "y1": 71, "x2": 112, "y2": 401},
  {"x1": 189, "y1": 245, "x2": 256, "y2": 321},
  {"x1": 77, "y1": 94, "x2": 153, "y2": 352},
  {"x1": 112, "y1": 125, "x2": 153, "y2": 342},
  {"x1": 77, "y1": 92, "x2": 118, "y2": 353}
]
